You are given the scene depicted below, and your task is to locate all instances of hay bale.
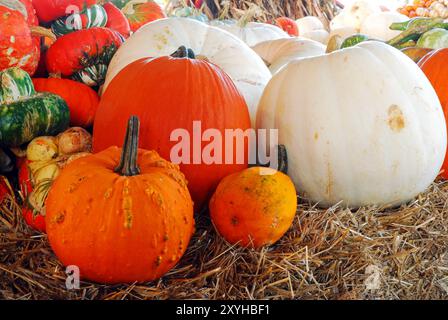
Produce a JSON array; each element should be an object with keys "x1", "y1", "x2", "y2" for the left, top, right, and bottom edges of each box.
[
  {"x1": 222, "y1": 0, "x2": 338, "y2": 22},
  {"x1": 1, "y1": 181, "x2": 448, "y2": 300},
  {"x1": 168, "y1": 0, "x2": 338, "y2": 24}
]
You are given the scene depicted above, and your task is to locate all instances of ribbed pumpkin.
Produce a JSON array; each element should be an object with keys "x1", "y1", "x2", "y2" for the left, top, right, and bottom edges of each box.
[
  {"x1": 209, "y1": 167, "x2": 297, "y2": 248},
  {"x1": 32, "y1": 78, "x2": 99, "y2": 127},
  {"x1": 46, "y1": 116, "x2": 195, "y2": 284},
  {"x1": 418, "y1": 48, "x2": 448, "y2": 179},
  {"x1": 93, "y1": 47, "x2": 251, "y2": 209}
]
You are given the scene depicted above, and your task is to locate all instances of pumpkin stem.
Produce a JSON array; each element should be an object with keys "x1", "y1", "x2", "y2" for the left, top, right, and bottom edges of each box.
[
  {"x1": 326, "y1": 35, "x2": 342, "y2": 53},
  {"x1": 115, "y1": 116, "x2": 141, "y2": 176},
  {"x1": 171, "y1": 46, "x2": 196, "y2": 59},
  {"x1": 30, "y1": 26, "x2": 56, "y2": 42},
  {"x1": 254, "y1": 144, "x2": 288, "y2": 174},
  {"x1": 277, "y1": 145, "x2": 288, "y2": 174}
]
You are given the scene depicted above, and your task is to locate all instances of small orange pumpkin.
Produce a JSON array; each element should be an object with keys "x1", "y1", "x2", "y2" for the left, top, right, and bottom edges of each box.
[
  {"x1": 46, "y1": 116, "x2": 195, "y2": 284},
  {"x1": 209, "y1": 167, "x2": 297, "y2": 248}
]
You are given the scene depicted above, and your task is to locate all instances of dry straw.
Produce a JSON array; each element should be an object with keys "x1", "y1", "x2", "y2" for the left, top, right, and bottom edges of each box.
[
  {"x1": 2, "y1": 180, "x2": 448, "y2": 300},
  {"x1": 222, "y1": 0, "x2": 337, "y2": 23},
  {"x1": 168, "y1": 0, "x2": 338, "y2": 25}
]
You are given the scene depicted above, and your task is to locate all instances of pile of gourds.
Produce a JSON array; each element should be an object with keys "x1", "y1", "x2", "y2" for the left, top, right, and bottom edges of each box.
[
  {"x1": 399, "y1": 0, "x2": 448, "y2": 18},
  {"x1": 1, "y1": 0, "x2": 448, "y2": 286}
]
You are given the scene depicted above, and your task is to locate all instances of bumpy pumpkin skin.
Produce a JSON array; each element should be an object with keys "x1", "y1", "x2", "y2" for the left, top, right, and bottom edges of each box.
[
  {"x1": 0, "y1": 6, "x2": 39, "y2": 75},
  {"x1": 209, "y1": 167, "x2": 297, "y2": 248},
  {"x1": 46, "y1": 148, "x2": 195, "y2": 284}
]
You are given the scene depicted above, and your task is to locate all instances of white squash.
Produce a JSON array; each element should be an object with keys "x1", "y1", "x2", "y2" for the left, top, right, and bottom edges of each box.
[
  {"x1": 330, "y1": 0, "x2": 381, "y2": 32},
  {"x1": 257, "y1": 41, "x2": 446, "y2": 208},
  {"x1": 329, "y1": 26, "x2": 358, "y2": 42},
  {"x1": 360, "y1": 12, "x2": 408, "y2": 41},
  {"x1": 210, "y1": 21, "x2": 290, "y2": 47},
  {"x1": 104, "y1": 18, "x2": 271, "y2": 126},
  {"x1": 252, "y1": 38, "x2": 326, "y2": 74},
  {"x1": 295, "y1": 16, "x2": 324, "y2": 34},
  {"x1": 300, "y1": 30, "x2": 330, "y2": 45}
]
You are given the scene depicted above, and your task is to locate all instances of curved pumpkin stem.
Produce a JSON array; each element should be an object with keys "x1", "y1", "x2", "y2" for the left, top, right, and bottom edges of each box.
[
  {"x1": 115, "y1": 116, "x2": 141, "y2": 176},
  {"x1": 171, "y1": 46, "x2": 196, "y2": 59},
  {"x1": 30, "y1": 26, "x2": 56, "y2": 42}
]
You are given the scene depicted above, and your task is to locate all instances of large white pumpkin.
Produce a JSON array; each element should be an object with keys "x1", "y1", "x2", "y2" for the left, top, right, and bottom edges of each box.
[
  {"x1": 257, "y1": 41, "x2": 447, "y2": 208},
  {"x1": 210, "y1": 21, "x2": 290, "y2": 47},
  {"x1": 252, "y1": 38, "x2": 326, "y2": 74},
  {"x1": 330, "y1": 0, "x2": 381, "y2": 32},
  {"x1": 104, "y1": 18, "x2": 271, "y2": 126},
  {"x1": 360, "y1": 12, "x2": 408, "y2": 41}
]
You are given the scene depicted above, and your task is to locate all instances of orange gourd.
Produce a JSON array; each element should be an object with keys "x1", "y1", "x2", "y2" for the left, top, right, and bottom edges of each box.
[
  {"x1": 123, "y1": 1, "x2": 166, "y2": 32},
  {"x1": 275, "y1": 17, "x2": 299, "y2": 36},
  {"x1": 209, "y1": 167, "x2": 297, "y2": 248},
  {"x1": 418, "y1": 49, "x2": 448, "y2": 179},
  {"x1": 93, "y1": 46, "x2": 251, "y2": 210},
  {"x1": 32, "y1": 78, "x2": 99, "y2": 128},
  {"x1": 46, "y1": 116, "x2": 195, "y2": 284}
]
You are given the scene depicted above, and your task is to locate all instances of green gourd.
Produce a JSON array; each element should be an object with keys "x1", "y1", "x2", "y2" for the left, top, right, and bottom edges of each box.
[{"x1": 0, "y1": 68, "x2": 70, "y2": 147}]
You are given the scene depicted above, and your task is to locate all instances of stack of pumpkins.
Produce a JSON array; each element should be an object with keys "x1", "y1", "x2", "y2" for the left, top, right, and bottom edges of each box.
[
  {"x1": 1, "y1": 1, "x2": 448, "y2": 286},
  {"x1": 51, "y1": 17, "x2": 448, "y2": 284}
]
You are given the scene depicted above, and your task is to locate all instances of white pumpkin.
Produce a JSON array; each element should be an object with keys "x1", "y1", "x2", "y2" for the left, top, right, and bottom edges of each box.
[
  {"x1": 295, "y1": 16, "x2": 324, "y2": 34},
  {"x1": 104, "y1": 18, "x2": 271, "y2": 126},
  {"x1": 256, "y1": 41, "x2": 447, "y2": 208},
  {"x1": 360, "y1": 12, "x2": 408, "y2": 41},
  {"x1": 330, "y1": 0, "x2": 381, "y2": 32},
  {"x1": 300, "y1": 30, "x2": 330, "y2": 45},
  {"x1": 252, "y1": 38, "x2": 326, "y2": 74},
  {"x1": 210, "y1": 21, "x2": 290, "y2": 47}
]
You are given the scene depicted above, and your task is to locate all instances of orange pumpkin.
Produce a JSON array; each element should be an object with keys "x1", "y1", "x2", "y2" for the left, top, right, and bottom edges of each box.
[
  {"x1": 46, "y1": 116, "x2": 195, "y2": 284},
  {"x1": 209, "y1": 167, "x2": 297, "y2": 248},
  {"x1": 418, "y1": 49, "x2": 448, "y2": 179},
  {"x1": 93, "y1": 46, "x2": 252, "y2": 210},
  {"x1": 32, "y1": 78, "x2": 100, "y2": 128}
]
